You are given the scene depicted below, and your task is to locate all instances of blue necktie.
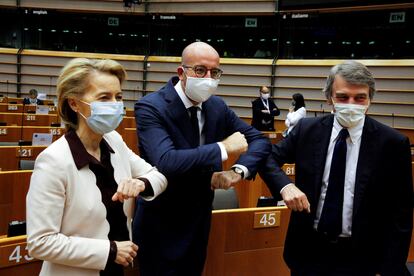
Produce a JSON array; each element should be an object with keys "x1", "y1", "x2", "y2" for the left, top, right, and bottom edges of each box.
[
  {"x1": 188, "y1": 106, "x2": 200, "y2": 147},
  {"x1": 318, "y1": 128, "x2": 349, "y2": 238}
]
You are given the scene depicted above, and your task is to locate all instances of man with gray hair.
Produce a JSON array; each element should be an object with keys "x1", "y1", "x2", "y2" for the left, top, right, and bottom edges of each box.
[{"x1": 260, "y1": 60, "x2": 413, "y2": 275}]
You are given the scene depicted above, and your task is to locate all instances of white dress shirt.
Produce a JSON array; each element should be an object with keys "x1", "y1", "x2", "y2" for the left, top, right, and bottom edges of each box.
[{"x1": 314, "y1": 116, "x2": 365, "y2": 237}]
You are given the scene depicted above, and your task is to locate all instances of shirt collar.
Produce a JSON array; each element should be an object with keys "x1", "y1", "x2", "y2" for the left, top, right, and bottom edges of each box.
[
  {"x1": 65, "y1": 129, "x2": 115, "y2": 170},
  {"x1": 333, "y1": 116, "x2": 365, "y2": 144},
  {"x1": 174, "y1": 80, "x2": 203, "y2": 110}
]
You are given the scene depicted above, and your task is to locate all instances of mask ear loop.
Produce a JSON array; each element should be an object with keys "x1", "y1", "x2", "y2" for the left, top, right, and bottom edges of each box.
[{"x1": 76, "y1": 99, "x2": 91, "y2": 120}]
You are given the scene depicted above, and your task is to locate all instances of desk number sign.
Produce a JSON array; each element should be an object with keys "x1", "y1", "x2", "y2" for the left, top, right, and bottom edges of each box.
[
  {"x1": 253, "y1": 211, "x2": 281, "y2": 229},
  {"x1": 0, "y1": 242, "x2": 35, "y2": 268}
]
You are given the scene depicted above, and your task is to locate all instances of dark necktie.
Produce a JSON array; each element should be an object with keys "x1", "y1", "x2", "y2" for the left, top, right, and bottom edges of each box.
[
  {"x1": 188, "y1": 106, "x2": 200, "y2": 147},
  {"x1": 318, "y1": 128, "x2": 349, "y2": 238}
]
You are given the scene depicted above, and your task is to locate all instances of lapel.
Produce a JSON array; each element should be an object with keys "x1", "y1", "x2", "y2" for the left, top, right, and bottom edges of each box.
[
  {"x1": 312, "y1": 115, "x2": 334, "y2": 203},
  {"x1": 352, "y1": 116, "x2": 378, "y2": 220},
  {"x1": 163, "y1": 79, "x2": 195, "y2": 147},
  {"x1": 201, "y1": 98, "x2": 219, "y2": 144}
]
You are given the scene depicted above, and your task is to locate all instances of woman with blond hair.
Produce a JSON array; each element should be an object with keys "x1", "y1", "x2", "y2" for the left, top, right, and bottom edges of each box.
[{"x1": 26, "y1": 58, "x2": 167, "y2": 275}]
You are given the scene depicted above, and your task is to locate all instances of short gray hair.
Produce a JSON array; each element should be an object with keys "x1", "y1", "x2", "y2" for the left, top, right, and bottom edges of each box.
[{"x1": 323, "y1": 60, "x2": 376, "y2": 100}]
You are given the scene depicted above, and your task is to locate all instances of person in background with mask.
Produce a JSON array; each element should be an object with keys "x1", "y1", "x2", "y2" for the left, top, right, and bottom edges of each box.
[
  {"x1": 251, "y1": 86, "x2": 280, "y2": 131},
  {"x1": 133, "y1": 41, "x2": 271, "y2": 275},
  {"x1": 283, "y1": 93, "x2": 306, "y2": 137},
  {"x1": 26, "y1": 58, "x2": 167, "y2": 276},
  {"x1": 259, "y1": 61, "x2": 413, "y2": 276},
  {"x1": 23, "y1": 88, "x2": 44, "y2": 105}
]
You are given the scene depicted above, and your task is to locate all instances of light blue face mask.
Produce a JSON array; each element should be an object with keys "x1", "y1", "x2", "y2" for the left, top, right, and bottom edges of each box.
[{"x1": 79, "y1": 101, "x2": 124, "y2": 135}]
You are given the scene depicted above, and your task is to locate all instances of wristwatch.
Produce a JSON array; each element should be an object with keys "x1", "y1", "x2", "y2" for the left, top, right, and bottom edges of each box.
[{"x1": 232, "y1": 167, "x2": 244, "y2": 179}]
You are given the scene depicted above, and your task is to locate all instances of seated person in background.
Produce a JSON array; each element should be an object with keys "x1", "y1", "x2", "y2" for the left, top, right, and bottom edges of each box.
[
  {"x1": 26, "y1": 58, "x2": 167, "y2": 276},
  {"x1": 23, "y1": 89, "x2": 44, "y2": 105},
  {"x1": 251, "y1": 86, "x2": 280, "y2": 131},
  {"x1": 284, "y1": 93, "x2": 306, "y2": 136}
]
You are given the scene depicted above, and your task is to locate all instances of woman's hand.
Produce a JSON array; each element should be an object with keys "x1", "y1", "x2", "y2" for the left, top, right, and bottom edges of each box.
[
  {"x1": 114, "y1": 241, "x2": 138, "y2": 267},
  {"x1": 112, "y1": 178, "x2": 145, "y2": 202}
]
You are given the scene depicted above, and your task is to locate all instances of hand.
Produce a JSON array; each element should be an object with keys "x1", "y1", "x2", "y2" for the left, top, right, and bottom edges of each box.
[
  {"x1": 281, "y1": 184, "x2": 310, "y2": 213},
  {"x1": 261, "y1": 109, "x2": 270, "y2": 114},
  {"x1": 112, "y1": 178, "x2": 146, "y2": 202},
  {"x1": 114, "y1": 241, "x2": 138, "y2": 267},
  {"x1": 211, "y1": 170, "x2": 242, "y2": 190},
  {"x1": 221, "y1": 132, "x2": 248, "y2": 155},
  {"x1": 289, "y1": 106, "x2": 294, "y2": 112}
]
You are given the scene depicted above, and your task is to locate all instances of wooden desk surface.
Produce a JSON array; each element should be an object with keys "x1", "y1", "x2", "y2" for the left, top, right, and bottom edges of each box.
[
  {"x1": 204, "y1": 206, "x2": 291, "y2": 276},
  {"x1": 0, "y1": 146, "x2": 47, "y2": 171},
  {"x1": 0, "y1": 235, "x2": 41, "y2": 273}
]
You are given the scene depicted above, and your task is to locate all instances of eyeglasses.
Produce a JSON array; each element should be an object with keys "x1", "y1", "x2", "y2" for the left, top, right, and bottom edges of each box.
[{"x1": 182, "y1": 65, "x2": 223, "y2": 79}]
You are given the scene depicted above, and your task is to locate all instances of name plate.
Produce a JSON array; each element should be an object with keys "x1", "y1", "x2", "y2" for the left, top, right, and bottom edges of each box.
[
  {"x1": 16, "y1": 147, "x2": 33, "y2": 157},
  {"x1": 0, "y1": 242, "x2": 35, "y2": 268},
  {"x1": 253, "y1": 211, "x2": 281, "y2": 229},
  {"x1": 0, "y1": 128, "x2": 7, "y2": 135},
  {"x1": 7, "y1": 105, "x2": 18, "y2": 111},
  {"x1": 268, "y1": 133, "x2": 277, "y2": 139},
  {"x1": 49, "y1": 128, "x2": 62, "y2": 136},
  {"x1": 282, "y1": 164, "x2": 295, "y2": 175},
  {"x1": 25, "y1": 115, "x2": 36, "y2": 121}
]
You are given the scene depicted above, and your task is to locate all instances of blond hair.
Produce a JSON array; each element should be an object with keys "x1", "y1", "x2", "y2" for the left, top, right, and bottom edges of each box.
[{"x1": 57, "y1": 58, "x2": 127, "y2": 130}]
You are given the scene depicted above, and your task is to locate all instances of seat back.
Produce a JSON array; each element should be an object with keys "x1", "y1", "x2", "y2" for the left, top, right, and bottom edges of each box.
[
  {"x1": 19, "y1": 159, "x2": 35, "y2": 170},
  {"x1": 213, "y1": 187, "x2": 239, "y2": 210}
]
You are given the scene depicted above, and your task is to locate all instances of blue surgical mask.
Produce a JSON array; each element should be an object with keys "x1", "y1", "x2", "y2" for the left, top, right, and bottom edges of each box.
[{"x1": 79, "y1": 101, "x2": 124, "y2": 135}]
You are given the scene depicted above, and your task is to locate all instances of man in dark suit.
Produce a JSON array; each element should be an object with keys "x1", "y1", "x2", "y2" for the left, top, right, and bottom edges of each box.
[
  {"x1": 251, "y1": 86, "x2": 280, "y2": 131},
  {"x1": 260, "y1": 61, "x2": 413, "y2": 276},
  {"x1": 23, "y1": 89, "x2": 44, "y2": 105},
  {"x1": 133, "y1": 42, "x2": 271, "y2": 275}
]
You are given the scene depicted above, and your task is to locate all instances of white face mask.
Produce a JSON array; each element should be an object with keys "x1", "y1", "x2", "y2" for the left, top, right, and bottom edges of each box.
[
  {"x1": 333, "y1": 101, "x2": 368, "y2": 128},
  {"x1": 184, "y1": 76, "x2": 219, "y2": 103},
  {"x1": 79, "y1": 101, "x2": 124, "y2": 135},
  {"x1": 261, "y1": 93, "x2": 270, "y2": 100}
]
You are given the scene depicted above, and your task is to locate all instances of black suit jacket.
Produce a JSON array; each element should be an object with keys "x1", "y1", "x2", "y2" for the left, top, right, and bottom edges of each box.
[
  {"x1": 260, "y1": 115, "x2": 413, "y2": 275},
  {"x1": 251, "y1": 97, "x2": 280, "y2": 131},
  {"x1": 23, "y1": 98, "x2": 44, "y2": 105},
  {"x1": 133, "y1": 77, "x2": 271, "y2": 273}
]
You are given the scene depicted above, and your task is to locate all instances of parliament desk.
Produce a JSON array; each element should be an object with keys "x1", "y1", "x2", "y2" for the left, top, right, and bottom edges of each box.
[
  {"x1": 0, "y1": 112, "x2": 59, "y2": 127},
  {"x1": 0, "y1": 207, "x2": 291, "y2": 276},
  {"x1": 262, "y1": 131, "x2": 283, "y2": 144},
  {"x1": 120, "y1": 116, "x2": 136, "y2": 129},
  {"x1": 0, "y1": 171, "x2": 31, "y2": 236},
  {"x1": 0, "y1": 235, "x2": 41, "y2": 274},
  {"x1": 0, "y1": 126, "x2": 64, "y2": 143},
  {"x1": 0, "y1": 103, "x2": 56, "y2": 114},
  {"x1": 203, "y1": 206, "x2": 291, "y2": 276},
  {"x1": 123, "y1": 127, "x2": 139, "y2": 155},
  {"x1": 0, "y1": 146, "x2": 47, "y2": 171},
  {"x1": 0, "y1": 97, "x2": 23, "y2": 104}
]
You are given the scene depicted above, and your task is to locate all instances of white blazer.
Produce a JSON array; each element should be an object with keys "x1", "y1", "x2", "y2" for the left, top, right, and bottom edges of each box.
[
  {"x1": 285, "y1": 107, "x2": 306, "y2": 135},
  {"x1": 26, "y1": 131, "x2": 167, "y2": 276}
]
